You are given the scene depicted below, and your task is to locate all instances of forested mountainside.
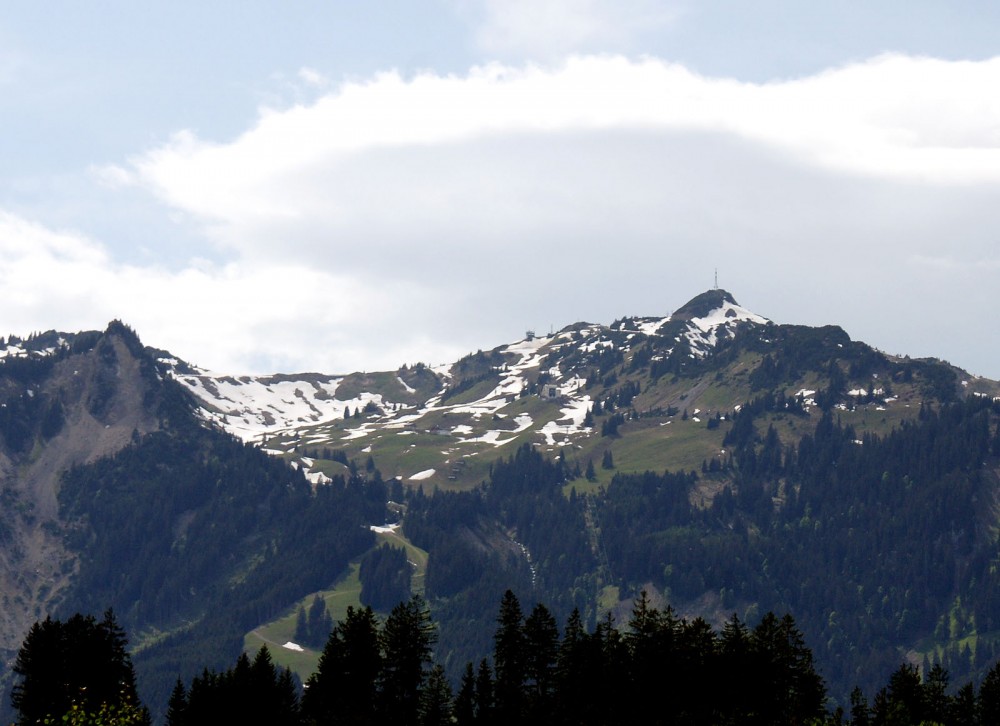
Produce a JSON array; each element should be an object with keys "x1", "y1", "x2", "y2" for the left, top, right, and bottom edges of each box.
[
  {"x1": 3, "y1": 290, "x2": 1000, "y2": 719},
  {"x1": 0, "y1": 324, "x2": 382, "y2": 717},
  {"x1": 406, "y1": 400, "x2": 1000, "y2": 704}
]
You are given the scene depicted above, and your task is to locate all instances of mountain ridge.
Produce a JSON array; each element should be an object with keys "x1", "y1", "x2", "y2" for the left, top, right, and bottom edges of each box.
[
  {"x1": 3, "y1": 290, "x2": 1000, "y2": 716},
  {"x1": 6, "y1": 289, "x2": 996, "y2": 494},
  {"x1": 145, "y1": 289, "x2": 998, "y2": 489}
]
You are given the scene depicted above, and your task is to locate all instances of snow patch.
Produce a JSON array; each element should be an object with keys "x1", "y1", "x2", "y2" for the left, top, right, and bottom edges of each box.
[
  {"x1": 634, "y1": 316, "x2": 671, "y2": 336},
  {"x1": 848, "y1": 388, "x2": 884, "y2": 397},
  {"x1": 172, "y1": 369, "x2": 402, "y2": 443},
  {"x1": 305, "y1": 471, "x2": 332, "y2": 485}
]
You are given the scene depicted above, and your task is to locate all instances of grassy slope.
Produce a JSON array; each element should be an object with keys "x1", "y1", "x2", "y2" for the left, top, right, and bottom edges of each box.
[{"x1": 243, "y1": 530, "x2": 429, "y2": 680}]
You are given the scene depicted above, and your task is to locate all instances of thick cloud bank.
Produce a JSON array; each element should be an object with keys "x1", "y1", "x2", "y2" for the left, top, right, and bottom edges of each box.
[{"x1": 5, "y1": 55, "x2": 1000, "y2": 376}]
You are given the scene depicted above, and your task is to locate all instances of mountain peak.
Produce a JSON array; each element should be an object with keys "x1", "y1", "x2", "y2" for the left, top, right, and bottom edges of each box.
[
  {"x1": 672, "y1": 288, "x2": 739, "y2": 320},
  {"x1": 102, "y1": 320, "x2": 147, "y2": 358},
  {"x1": 669, "y1": 288, "x2": 770, "y2": 339}
]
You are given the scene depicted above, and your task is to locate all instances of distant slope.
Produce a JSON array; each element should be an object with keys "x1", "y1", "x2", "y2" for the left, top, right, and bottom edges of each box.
[{"x1": 167, "y1": 288, "x2": 1000, "y2": 490}]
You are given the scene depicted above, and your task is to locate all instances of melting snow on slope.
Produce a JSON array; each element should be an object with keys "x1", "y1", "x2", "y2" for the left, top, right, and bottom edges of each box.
[
  {"x1": 392, "y1": 333, "x2": 593, "y2": 449},
  {"x1": 0, "y1": 345, "x2": 27, "y2": 359},
  {"x1": 513, "y1": 413, "x2": 533, "y2": 430},
  {"x1": 459, "y1": 412, "x2": 534, "y2": 447},
  {"x1": 795, "y1": 389, "x2": 817, "y2": 409},
  {"x1": 689, "y1": 301, "x2": 769, "y2": 332},
  {"x1": 173, "y1": 369, "x2": 400, "y2": 442},
  {"x1": 305, "y1": 470, "x2": 333, "y2": 485},
  {"x1": 579, "y1": 339, "x2": 615, "y2": 353},
  {"x1": 539, "y1": 395, "x2": 592, "y2": 446},
  {"x1": 342, "y1": 422, "x2": 381, "y2": 440},
  {"x1": 410, "y1": 469, "x2": 436, "y2": 481},
  {"x1": 848, "y1": 388, "x2": 885, "y2": 397},
  {"x1": 685, "y1": 302, "x2": 770, "y2": 354},
  {"x1": 636, "y1": 317, "x2": 671, "y2": 336}
]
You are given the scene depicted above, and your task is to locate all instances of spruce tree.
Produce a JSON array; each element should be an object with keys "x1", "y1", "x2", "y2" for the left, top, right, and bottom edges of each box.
[
  {"x1": 718, "y1": 614, "x2": 752, "y2": 721},
  {"x1": 523, "y1": 603, "x2": 558, "y2": 723},
  {"x1": 11, "y1": 611, "x2": 147, "y2": 725},
  {"x1": 453, "y1": 663, "x2": 477, "y2": 726},
  {"x1": 306, "y1": 593, "x2": 333, "y2": 647},
  {"x1": 848, "y1": 686, "x2": 871, "y2": 726},
  {"x1": 951, "y1": 682, "x2": 976, "y2": 726},
  {"x1": 419, "y1": 665, "x2": 453, "y2": 726},
  {"x1": 165, "y1": 679, "x2": 188, "y2": 726},
  {"x1": 980, "y1": 661, "x2": 1000, "y2": 724},
  {"x1": 492, "y1": 590, "x2": 527, "y2": 723},
  {"x1": 293, "y1": 605, "x2": 308, "y2": 644},
  {"x1": 745, "y1": 612, "x2": 826, "y2": 725},
  {"x1": 380, "y1": 596, "x2": 436, "y2": 726},
  {"x1": 303, "y1": 605, "x2": 381, "y2": 725},
  {"x1": 474, "y1": 659, "x2": 494, "y2": 726}
]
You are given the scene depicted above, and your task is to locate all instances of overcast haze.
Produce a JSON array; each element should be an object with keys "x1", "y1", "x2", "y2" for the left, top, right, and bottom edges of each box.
[{"x1": 2, "y1": 2, "x2": 999, "y2": 377}]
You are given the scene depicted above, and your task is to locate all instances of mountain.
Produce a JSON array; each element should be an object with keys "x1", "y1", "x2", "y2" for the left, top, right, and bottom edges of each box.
[
  {"x1": 168, "y1": 287, "x2": 997, "y2": 490},
  {"x1": 0, "y1": 324, "x2": 163, "y2": 653},
  {"x1": 2, "y1": 290, "x2": 1000, "y2": 716},
  {"x1": 0, "y1": 323, "x2": 380, "y2": 717}
]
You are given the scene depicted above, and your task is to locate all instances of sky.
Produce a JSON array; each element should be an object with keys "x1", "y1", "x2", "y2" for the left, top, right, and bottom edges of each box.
[{"x1": 2, "y1": 1, "x2": 999, "y2": 377}]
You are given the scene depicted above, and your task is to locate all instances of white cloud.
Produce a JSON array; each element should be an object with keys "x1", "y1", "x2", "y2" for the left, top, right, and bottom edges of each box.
[
  {"x1": 113, "y1": 54, "x2": 1000, "y2": 275},
  {"x1": 23, "y1": 54, "x2": 1000, "y2": 378},
  {"x1": 0, "y1": 211, "x2": 462, "y2": 374},
  {"x1": 123, "y1": 53, "x2": 1000, "y2": 235}
]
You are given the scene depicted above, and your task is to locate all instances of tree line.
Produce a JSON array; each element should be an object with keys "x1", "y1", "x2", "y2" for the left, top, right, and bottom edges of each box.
[{"x1": 15, "y1": 592, "x2": 1000, "y2": 725}]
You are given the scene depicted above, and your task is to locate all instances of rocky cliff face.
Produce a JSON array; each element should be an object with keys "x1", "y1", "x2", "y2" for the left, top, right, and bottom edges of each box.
[{"x1": 0, "y1": 324, "x2": 163, "y2": 669}]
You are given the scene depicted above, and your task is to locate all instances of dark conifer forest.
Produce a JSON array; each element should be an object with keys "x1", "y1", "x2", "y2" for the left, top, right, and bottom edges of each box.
[
  {"x1": 403, "y1": 395, "x2": 1000, "y2": 704},
  {"x1": 14, "y1": 592, "x2": 1000, "y2": 725},
  {"x1": 52, "y1": 418, "x2": 380, "y2": 713}
]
